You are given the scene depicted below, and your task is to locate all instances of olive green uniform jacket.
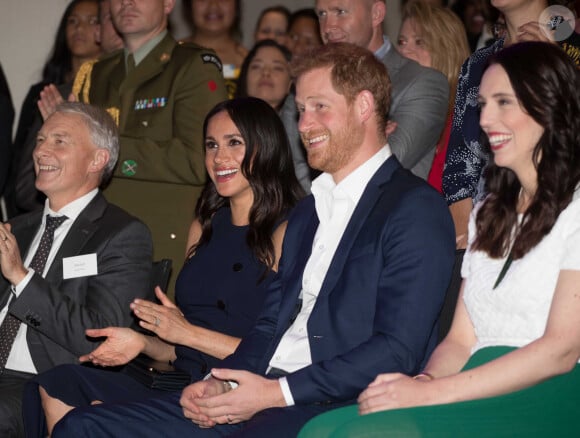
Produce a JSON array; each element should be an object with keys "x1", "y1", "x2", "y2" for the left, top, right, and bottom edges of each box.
[{"x1": 76, "y1": 35, "x2": 227, "y2": 294}]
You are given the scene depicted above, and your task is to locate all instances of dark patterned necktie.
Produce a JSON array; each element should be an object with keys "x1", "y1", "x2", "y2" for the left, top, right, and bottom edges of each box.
[{"x1": 0, "y1": 214, "x2": 67, "y2": 373}]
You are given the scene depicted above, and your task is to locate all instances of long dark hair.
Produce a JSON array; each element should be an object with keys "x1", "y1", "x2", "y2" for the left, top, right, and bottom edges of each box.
[
  {"x1": 473, "y1": 41, "x2": 580, "y2": 259},
  {"x1": 188, "y1": 97, "x2": 304, "y2": 276},
  {"x1": 235, "y1": 38, "x2": 292, "y2": 108},
  {"x1": 43, "y1": 0, "x2": 98, "y2": 84}
]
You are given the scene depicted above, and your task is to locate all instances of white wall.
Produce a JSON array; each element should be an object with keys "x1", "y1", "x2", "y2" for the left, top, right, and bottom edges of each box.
[
  {"x1": 0, "y1": 0, "x2": 72, "y2": 135},
  {"x1": 0, "y1": 0, "x2": 401, "y2": 136}
]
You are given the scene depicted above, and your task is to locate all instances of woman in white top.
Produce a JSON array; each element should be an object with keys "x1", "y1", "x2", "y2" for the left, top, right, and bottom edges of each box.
[{"x1": 299, "y1": 41, "x2": 580, "y2": 437}]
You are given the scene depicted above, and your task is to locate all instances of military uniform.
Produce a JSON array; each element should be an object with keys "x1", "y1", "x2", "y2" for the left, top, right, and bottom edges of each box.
[{"x1": 75, "y1": 34, "x2": 227, "y2": 294}]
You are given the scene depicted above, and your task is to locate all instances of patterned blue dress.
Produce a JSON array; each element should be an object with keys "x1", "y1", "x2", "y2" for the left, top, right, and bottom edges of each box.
[{"x1": 442, "y1": 39, "x2": 504, "y2": 205}]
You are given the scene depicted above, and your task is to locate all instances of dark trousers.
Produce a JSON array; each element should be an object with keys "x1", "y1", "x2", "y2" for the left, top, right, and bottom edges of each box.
[
  {"x1": 0, "y1": 369, "x2": 35, "y2": 438},
  {"x1": 51, "y1": 389, "x2": 350, "y2": 438}
]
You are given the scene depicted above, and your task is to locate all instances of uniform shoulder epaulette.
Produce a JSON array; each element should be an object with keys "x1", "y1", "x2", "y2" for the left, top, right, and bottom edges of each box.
[
  {"x1": 72, "y1": 59, "x2": 97, "y2": 103},
  {"x1": 175, "y1": 40, "x2": 223, "y2": 72},
  {"x1": 176, "y1": 39, "x2": 207, "y2": 51}
]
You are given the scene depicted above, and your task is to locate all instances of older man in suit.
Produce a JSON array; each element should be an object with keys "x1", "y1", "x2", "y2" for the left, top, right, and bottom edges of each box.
[
  {"x1": 316, "y1": 0, "x2": 449, "y2": 180},
  {"x1": 0, "y1": 102, "x2": 152, "y2": 437},
  {"x1": 8, "y1": 0, "x2": 124, "y2": 217},
  {"x1": 48, "y1": 43, "x2": 454, "y2": 438}
]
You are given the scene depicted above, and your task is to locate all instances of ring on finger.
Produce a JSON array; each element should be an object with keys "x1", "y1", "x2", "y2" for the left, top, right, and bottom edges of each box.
[
  {"x1": 227, "y1": 414, "x2": 233, "y2": 424},
  {"x1": 154, "y1": 316, "x2": 160, "y2": 327}
]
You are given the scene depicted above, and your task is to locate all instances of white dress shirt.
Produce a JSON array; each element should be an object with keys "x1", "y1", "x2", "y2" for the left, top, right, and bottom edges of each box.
[
  {"x1": 270, "y1": 146, "x2": 392, "y2": 405},
  {"x1": 0, "y1": 189, "x2": 98, "y2": 373}
]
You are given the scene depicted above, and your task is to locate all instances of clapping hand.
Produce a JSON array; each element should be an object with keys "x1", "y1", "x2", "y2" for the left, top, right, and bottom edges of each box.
[
  {"x1": 38, "y1": 84, "x2": 77, "y2": 121},
  {"x1": 131, "y1": 286, "x2": 190, "y2": 345},
  {"x1": 80, "y1": 326, "x2": 144, "y2": 367}
]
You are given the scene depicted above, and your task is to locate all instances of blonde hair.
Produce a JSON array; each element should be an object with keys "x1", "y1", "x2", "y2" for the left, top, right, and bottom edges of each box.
[{"x1": 401, "y1": 1, "x2": 470, "y2": 107}]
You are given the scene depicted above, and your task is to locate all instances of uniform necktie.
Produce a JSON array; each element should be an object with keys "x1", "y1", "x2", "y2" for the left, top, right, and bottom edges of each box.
[
  {"x1": 126, "y1": 53, "x2": 136, "y2": 75},
  {"x1": 0, "y1": 214, "x2": 67, "y2": 373}
]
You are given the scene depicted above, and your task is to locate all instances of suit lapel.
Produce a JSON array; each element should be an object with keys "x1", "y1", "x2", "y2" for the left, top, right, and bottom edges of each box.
[
  {"x1": 44, "y1": 194, "x2": 107, "y2": 284},
  {"x1": 13, "y1": 211, "x2": 44, "y2": 263},
  {"x1": 317, "y1": 158, "x2": 400, "y2": 298},
  {"x1": 277, "y1": 205, "x2": 319, "y2": 332},
  {"x1": 381, "y1": 48, "x2": 405, "y2": 79},
  {"x1": 108, "y1": 56, "x2": 125, "y2": 95},
  {"x1": 131, "y1": 35, "x2": 176, "y2": 86}
]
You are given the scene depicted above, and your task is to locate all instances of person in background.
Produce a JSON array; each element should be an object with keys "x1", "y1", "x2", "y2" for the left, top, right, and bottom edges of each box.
[
  {"x1": 396, "y1": 0, "x2": 470, "y2": 193},
  {"x1": 7, "y1": 0, "x2": 101, "y2": 217},
  {"x1": 236, "y1": 39, "x2": 312, "y2": 193},
  {"x1": 38, "y1": 0, "x2": 228, "y2": 296},
  {"x1": 254, "y1": 5, "x2": 291, "y2": 46},
  {"x1": 316, "y1": 0, "x2": 449, "y2": 181},
  {"x1": 0, "y1": 102, "x2": 153, "y2": 437},
  {"x1": 286, "y1": 8, "x2": 323, "y2": 58},
  {"x1": 94, "y1": 0, "x2": 124, "y2": 54},
  {"x1": 442, "y1": 0, "x2": 567, "y2": 250},
  {"x1": 184, "y1": 0, "x2": 247, "y2": 98},
  {"x1": 397, "y1": 2, "x2": 471, "y2": 339},
  {"x1": 451, "y1": 0, "x2": 489, "y2": 52},
  {"x1": 299, "y1": 41, "x2": 580, "y2": 437},
  {"x1": 22, "y1": 97, "x2": 304, "y2": 438},
  {"x1": 0, "y1": 63, "x2": 14, "y2": 206}
]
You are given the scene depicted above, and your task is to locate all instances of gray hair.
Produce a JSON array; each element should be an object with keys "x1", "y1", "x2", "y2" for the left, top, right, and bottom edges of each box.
[{"x1": 54, "y1": 102, "x2": 119, "y2": 184}]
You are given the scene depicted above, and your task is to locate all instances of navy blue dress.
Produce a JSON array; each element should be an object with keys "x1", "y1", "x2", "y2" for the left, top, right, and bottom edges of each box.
[
  {"x1": 22, "y1": 207, "x2": 275, "y2": 437},
  {"x1": 173, "y1": 207, "x2": 272, "y2": 378}
]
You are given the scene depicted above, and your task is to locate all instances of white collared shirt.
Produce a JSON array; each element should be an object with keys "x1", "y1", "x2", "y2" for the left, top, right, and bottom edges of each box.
[
  {"x1": 270, "y1": 146, "x2": 392, "y2": 405},
  {"x1": 374, "y1": 35, "x2": 392, "y2": 60},
  {"x1": 1, "y1": 189, "x2": 99, "y2": 373}
]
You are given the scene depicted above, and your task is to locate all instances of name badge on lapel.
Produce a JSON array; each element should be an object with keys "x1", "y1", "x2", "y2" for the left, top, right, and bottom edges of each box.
[{"x1": 63, "y1": 254, "x2": 98, "y2": 279}]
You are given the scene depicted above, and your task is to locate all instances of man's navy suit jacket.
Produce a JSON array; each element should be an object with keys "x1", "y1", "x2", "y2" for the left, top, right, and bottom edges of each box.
[{"x1": 222, "y1": 156, "x2": 455, "y2": 405}]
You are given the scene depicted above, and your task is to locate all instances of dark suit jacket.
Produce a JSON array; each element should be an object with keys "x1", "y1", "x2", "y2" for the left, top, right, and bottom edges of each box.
[
  {"x1": 222, "y1": 157, "x2": 455, "y2": 404},
  {"x1": 0, "y1": 192, "x2": 153, "y2": 373},
  {"x1": 380, "y1": 43, "x2": 449, "y2": 180}
]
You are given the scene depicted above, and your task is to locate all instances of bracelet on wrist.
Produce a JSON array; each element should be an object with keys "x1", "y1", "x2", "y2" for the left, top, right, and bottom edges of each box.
[
  {"x1": 222, "y1": 380, "x2": 233, "y2": 392},
  {"x1": 412, "y1": 372, "x2": 434, "y2": 381}
]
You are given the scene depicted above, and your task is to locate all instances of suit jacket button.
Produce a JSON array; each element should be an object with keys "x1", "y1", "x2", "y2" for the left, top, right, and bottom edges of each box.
[{"x1": 217, "y1": 300, "x2": 226, "y2": 310}]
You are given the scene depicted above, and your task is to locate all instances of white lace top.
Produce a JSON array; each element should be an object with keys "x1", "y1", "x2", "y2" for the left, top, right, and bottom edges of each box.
[{"x1": 462, "y1": 193, "x2": 580, "y2": 354}]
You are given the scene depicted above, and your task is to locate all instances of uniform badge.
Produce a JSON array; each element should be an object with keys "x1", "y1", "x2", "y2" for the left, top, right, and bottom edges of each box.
[
  {"x1": 106, "y1": 107, "x2": 120, "y2": 126},
  {"x1": 201, "y1": 53, "x2": 223, "y2": 72},
  {"x1": 122, "y1": 159, "x2": 138, "y2": 177},
  {"x1": 134, "y1": 97, "x2": 167, "y2": 110}
]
